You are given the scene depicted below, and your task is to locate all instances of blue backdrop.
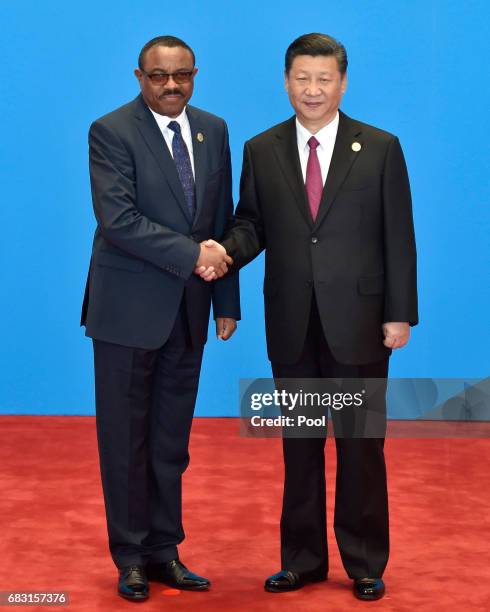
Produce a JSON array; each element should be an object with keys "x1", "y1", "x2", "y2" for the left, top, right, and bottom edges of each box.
[{"x1": 1, "y1": 0, "x2": 488, "y2": 415}]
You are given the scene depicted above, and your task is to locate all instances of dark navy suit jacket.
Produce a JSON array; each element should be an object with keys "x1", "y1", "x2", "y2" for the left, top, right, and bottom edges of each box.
[{"x1": 81, "y1": 94, "x2": 240, "y2": 349}]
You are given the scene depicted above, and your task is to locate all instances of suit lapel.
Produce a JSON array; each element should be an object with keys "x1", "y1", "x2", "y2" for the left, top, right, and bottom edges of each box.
[
  {"x1": 186, "y1": 106, "x2": 208, "y2": 228},
  {"x1": 313, "y1": 111, "x2": 362, "y2": 229},
  {"x1": 132, "y1": 95, "x2": 193, "y2": 223},
  {"x1": 273, "y1": 117, "x2": 313, "y2": 228}
]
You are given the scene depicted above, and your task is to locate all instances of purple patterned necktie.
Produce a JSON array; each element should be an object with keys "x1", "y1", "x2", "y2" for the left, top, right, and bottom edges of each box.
[
  {"x1": 167, "y1": 120, "x2": 196, "y2": 218},
  {"x1": 305, "y1": 136, "x2": 323, "y2": 221}
]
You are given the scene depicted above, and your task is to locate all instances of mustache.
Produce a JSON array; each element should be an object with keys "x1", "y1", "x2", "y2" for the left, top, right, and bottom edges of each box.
[{"x1": 159, "y1": 89, "x2": 184, "y2": 98}]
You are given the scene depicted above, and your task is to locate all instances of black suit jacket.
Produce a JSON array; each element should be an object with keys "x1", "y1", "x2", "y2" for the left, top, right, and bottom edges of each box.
[
  {"x1": 81, "y1": 94, "x2": 240, "y2": 349},
  {"x1": 222, "y1": 111, "x2": 417, "y2": 365}
]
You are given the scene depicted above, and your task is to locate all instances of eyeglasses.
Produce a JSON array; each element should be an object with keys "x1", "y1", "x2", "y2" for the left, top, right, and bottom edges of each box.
[{"x1": 142, "y1": 70, "x2": 195, "y2": 85}]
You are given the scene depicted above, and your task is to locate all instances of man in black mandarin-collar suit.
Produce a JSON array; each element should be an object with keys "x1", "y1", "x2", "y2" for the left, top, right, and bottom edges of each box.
[
  {"x1": 81, "y1": 36, "x2": 240, "y2": 602},
  {"x1": 209, "y1": 33, "x2": 418, "y2": 601}
]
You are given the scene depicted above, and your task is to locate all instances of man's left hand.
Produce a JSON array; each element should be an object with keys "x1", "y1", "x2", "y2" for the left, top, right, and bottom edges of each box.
[
  {"x1": 216, "y1": 318, "x2": 237, "y2": 340},
  {"x1": 382, "y1": 322, "x2": 410, "y2": 349}
]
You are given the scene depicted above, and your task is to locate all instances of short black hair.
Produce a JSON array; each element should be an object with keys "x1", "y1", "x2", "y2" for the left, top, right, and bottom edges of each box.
[
  {"x1": 285, "y1": 33, "x2": 347, "y2": 74},
  {"x1": 138, "y1": 35, "x2": 195, "y2": 70}
]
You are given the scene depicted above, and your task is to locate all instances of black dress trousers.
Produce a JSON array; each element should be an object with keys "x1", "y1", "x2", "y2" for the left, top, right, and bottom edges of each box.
[
  {"x1": 92, "y1": 297, "x2": 204, "y2": 568},
  {"x1": 271, "y1": 294, "x2": 389, "y2": 580}
]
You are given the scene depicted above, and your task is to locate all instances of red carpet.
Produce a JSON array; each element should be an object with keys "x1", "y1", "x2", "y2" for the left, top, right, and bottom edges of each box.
[{"x1": 1, "y1": 416, "x2": 489, "y2": 611}]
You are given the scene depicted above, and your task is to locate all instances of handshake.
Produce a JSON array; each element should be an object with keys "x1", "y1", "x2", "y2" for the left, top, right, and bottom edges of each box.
[{"x1": 194, "y1": 240, "x2": 233, "y2": 282}]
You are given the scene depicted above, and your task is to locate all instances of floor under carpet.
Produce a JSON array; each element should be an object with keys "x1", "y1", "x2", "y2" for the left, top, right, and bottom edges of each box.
[{"x1": 1, "y1": 416, "x2": 489, "y2": 611}]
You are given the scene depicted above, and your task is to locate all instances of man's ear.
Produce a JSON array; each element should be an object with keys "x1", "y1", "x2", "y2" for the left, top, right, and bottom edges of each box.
[
  {"x1": 341, "y1": 72, "x2": 348, "y2": 94},
  {"x1": 284, "y1": 70, "x2": 290, "y2": 93}
]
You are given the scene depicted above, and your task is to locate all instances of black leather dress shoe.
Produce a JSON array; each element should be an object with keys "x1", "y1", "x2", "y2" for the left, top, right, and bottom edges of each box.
[
  {"x1": 265, "y1": 569, "x2": 326, "y2": 593},
  {"x1": 118, "y1": 565, "x2": 149, "y2": 601},
  {"x1": 147, "y1": 559, "x2": 210, "y2": 591},
  {"x1": 353, "y1": 578, "x2": 385, "y2": 600}
]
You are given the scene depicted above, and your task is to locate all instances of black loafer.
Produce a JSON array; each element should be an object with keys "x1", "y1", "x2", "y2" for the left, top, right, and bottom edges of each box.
[
  {"x1": 353, "y1": 578, "x2": 385, "y2": 600},
  {"x1": 118, "y1": 565, "x2": 149, "y2": 601},
  {"x1": 265, "y1": 569, "x2": 326, "y2": 593},
  {"x1": 147, "y1": 559, "x2": 210, "y2": 591}
]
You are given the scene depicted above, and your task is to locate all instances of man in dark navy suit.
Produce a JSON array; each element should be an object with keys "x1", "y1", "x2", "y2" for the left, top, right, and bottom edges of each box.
[
  {"x1": 200, "y1": 33, "x2": 418, "y2": 601},
  {"x1": 81, "y1": 35, "x2": 240, "y2": 601}
]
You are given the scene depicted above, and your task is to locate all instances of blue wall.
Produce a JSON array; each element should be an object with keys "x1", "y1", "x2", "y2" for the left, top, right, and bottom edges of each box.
[{"x1": 1, "y1": 0, "x2": 489, "y2": 415}]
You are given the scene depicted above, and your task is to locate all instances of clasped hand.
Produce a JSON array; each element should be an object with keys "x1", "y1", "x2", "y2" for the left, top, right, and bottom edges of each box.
[{"x1": 194, "y1": 240, "x2": 232, "y2": 281}]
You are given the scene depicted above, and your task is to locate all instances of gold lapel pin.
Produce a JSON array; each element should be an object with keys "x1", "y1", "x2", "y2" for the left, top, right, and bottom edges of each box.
[
  {"x1": 351, "y1": 141, "x2": 362, "y2": 152},
  {"x1": 197, "y1": 132, "x2": 204, "y2": 143}
]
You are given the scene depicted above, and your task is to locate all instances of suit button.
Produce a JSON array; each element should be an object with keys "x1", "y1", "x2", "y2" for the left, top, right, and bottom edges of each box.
[
  {"x1": 311, "y1": 237, "x2": 318, "y2": 244},
  {"x1": 306, "y1": 280, "x2": 313, "y2": 287}
]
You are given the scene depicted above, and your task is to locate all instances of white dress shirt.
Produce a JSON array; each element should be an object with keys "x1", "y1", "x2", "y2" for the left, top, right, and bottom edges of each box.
[
  {"x1": 148, "y1": 106, "x2": 195, "y2": 177},
  {"x1": 296, "y1": 112, "x2": 339, "y2": 185}
]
